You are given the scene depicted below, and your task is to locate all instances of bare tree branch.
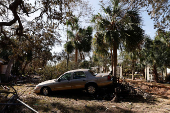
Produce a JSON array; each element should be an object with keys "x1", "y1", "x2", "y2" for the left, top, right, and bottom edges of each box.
[{"x1": 0, "y1": 0, "x2": 29, "y2": 37}]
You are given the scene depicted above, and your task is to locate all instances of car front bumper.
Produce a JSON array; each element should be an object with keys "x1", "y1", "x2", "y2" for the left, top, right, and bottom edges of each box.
[{"x1": 33, "y1": 86, "x2": 41, "y2": 94}]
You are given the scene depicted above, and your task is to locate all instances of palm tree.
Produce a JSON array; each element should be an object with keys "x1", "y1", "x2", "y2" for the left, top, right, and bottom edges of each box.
[
  {"x1": 65, "y1": 17, "x2": 93, "y2": 68},
  {"x1": 92, "y1": 0, "x2": 144, "y2": 77},
  {"x1": 141, "y1": 30, "x2": 170, "y2": 82}
]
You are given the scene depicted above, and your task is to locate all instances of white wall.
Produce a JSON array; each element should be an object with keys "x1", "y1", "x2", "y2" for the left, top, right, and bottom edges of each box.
[{"x1": 167, "y1": 68, "x2": 170, "y2": 74}]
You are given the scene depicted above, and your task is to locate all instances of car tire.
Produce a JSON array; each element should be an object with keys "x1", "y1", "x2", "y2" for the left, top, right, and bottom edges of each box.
[
  {"x1": 41, "y1": 87, "x2": 51, "y2": 96},
  {"x1": 86, "y1": 85, "x2": 97, "y2": 95}
]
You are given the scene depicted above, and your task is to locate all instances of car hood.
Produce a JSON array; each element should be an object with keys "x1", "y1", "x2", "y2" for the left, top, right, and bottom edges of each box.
[{"x1": 38, "y1": 79, "x2": 57, "y2": 86}]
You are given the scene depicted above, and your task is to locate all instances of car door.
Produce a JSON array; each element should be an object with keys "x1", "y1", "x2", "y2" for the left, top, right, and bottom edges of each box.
[
  {"x1": 54, "y1": 73, "x2": 72, "y2": 91},
  {"x1": 70, "y1": 71, "x2": 87, "y2": 89}
]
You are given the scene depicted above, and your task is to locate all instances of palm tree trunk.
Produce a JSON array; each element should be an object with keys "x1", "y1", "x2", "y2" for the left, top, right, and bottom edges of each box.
[
  {"x1": 75, "y1": 48, "x2": 78, "y2": 68},
  {"x1": 79, "y1": 52, "x2": 84, "y2": 61},
  {"x1": 111, "y1": 48, "x2": 113, "y2": 76},
  {"x1": 66, "y1": 53, "x2": 69, "y2": 70},
  {"x1": 79, "y1": 52, "x2": 82, "y2": 61},
  {"x1": 113, "y1": 44, "x2": 117, "y2": 77}
]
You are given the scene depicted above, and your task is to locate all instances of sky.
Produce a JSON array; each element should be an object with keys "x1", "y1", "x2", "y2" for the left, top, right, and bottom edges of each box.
[{"x1": 52, "y1": 0, "x2": 157, "y2": 53}]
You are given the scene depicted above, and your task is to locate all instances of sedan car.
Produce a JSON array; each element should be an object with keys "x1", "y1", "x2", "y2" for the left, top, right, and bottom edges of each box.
[{"x1": 34, "y1": 69, "x2": 113, "y2": 96}]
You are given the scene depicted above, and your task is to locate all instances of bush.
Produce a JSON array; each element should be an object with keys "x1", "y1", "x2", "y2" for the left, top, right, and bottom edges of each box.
[
  {"x1": 36, "y1": 65, "x2": 58, "y2": 81},
  {"x1": 37, "y1": 60, "x2": 76, "y2": 81}
]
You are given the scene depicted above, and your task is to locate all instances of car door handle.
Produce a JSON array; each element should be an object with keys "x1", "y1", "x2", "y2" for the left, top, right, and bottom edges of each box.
[{"x1": 83, "y1": 80, "x2": 86, "y2": 81}]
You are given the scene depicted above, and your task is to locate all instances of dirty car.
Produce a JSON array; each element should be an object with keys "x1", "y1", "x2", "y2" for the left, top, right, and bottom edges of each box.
[{"x1": 34, "y1": 69, "x2": 112, "y2": 96}]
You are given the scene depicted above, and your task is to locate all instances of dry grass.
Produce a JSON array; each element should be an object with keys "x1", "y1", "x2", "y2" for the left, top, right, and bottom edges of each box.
[{"x1": 1, "y1": 81, "x2": 170, "y2": 113}]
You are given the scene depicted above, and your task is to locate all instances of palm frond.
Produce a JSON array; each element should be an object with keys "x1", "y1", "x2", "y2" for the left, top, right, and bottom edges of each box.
[
  {"x1": 67, "y1": 30, "x2": 75, "y2": 39},
  {"x1": 64, "y1": 41, "x2": 74, "y2": 54}
]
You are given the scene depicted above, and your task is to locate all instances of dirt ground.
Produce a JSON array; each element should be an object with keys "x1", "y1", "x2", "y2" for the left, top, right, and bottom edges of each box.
[{"x1": 1, "y1": 80, "x2": 170, "y2": 113}]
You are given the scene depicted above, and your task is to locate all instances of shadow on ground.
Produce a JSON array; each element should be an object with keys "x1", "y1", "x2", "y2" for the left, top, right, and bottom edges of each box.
[
  {"x1": 7, "y1": 86, "x2": 157, "y2": 113},
  {"x1": 48, "y1": 87, "x2": 157, "y2": 104},
  {"x1": 16, "y1": 96, "x2": 136, "y2": 113}
]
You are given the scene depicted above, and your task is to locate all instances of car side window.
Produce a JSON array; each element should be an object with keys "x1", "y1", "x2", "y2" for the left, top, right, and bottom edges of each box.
[
  {"x1": 73, "y1": 71, "x2": 86, "y2": 79},
  {"x1": 60, "y1": 73, "x2": 71, "y2": 81}
]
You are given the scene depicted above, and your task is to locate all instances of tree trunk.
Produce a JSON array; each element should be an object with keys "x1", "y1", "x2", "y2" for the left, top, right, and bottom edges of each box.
[
  {"x1": 142, "y1": 68, "x2": 145, "y2": 79},
  {"x1": 111, "y1": 48, "x2": 113, "y2": 76},
  {"x1": 113, "y1": 44, "x2": 117, "y2": 77},
  {"x1": 153, "y1": 64, "x2": 158, "y2": 82},
  {"x1": 4, "y1": 58, "x2": 14, "y2": 82},
  {"x1": 66, "y1": 53, "x2": 69, "y2": 71},
  {"x1": 75, "y1": 48, "x2": 78, "y2": 69},
  {"x1": 79, "y1": 52, "x2": 84, "y2": 61},
  {"x1": 22, "y1": 61, "x2": 29, "y2": 75},
  {"x1": 79, "y1": 52, "x2": 82, "y2": 61}
]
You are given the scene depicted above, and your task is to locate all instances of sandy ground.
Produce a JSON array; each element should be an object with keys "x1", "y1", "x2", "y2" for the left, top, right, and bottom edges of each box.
[{"x1": 1, "y1": 80, "x2": 170, "y2": 113}]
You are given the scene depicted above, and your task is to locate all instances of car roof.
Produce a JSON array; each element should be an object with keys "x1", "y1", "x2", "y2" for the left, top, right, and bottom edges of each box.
[{"x1": 66, "y1": 69, "x2": 89, "y2": 73}]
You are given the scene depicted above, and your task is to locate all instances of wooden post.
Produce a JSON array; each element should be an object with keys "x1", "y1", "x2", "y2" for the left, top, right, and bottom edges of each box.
[
  {"x1": 120, "y1": 65, "x2": 123, "y2": 79},
  {"x1": 145, "y1": 66, "x2": 150, "y2": 81}
]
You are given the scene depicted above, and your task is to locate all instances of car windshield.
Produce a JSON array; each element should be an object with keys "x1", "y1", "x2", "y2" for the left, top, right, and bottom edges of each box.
[{"x1": 59, "y1": 73, "x2": 71, "y2": 81}]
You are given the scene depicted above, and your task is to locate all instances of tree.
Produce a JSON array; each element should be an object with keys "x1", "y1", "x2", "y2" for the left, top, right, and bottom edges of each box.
[
  {"x1": 65, "y1": 17, "x2": 93, "y2": 68},
  {"x1": 121, "y1": 0, "x2": 170, "y2": 30},
  {"x1": 0, "y1": 33, "x2": 55, "y2": 76},
  {"x1": 79, "y1": 60, "x2": 90, "y2": 69},
  {"x1": 92, "y1": 33, "x2": 111, "y2": 72},
  {"x1": 92, "y1": 0, "x2": 144, "y2": 77},
  {"x1": 0, "y1": 0, "x2": 80, "y2": 34},
  {"x1": 0, "y1": 0, "x2": 89, "y2": 81},
  {"x1": 141, "y1": 30, "x2": 170, "y2": 82},
  {"x1": 120, "y1": 50, "x2": 140, "y2": 80}
]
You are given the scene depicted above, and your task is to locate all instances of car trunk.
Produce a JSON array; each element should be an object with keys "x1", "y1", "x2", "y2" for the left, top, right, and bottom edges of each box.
[{"x1": 95, "y1": 73, "x2": 109, "y2": 77}]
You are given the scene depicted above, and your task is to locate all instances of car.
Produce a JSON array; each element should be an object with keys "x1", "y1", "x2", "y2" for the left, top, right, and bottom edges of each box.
[{"x1": 34, "y1": 69, "x2": 113, "y2": 96}]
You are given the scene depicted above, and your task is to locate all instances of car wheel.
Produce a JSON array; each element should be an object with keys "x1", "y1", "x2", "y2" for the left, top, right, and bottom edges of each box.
[
  {"x1": 86, "y1": 85, "x2": 97, "y2": 95},
  {"x1": 41, "y1": 87, "x2": 51, "y2": 96}
]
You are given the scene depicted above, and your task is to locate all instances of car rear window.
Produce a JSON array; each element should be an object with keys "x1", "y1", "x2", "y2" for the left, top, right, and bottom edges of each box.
[{"x1": 88, "y1": 70, "x2": 97, "y2": 76}]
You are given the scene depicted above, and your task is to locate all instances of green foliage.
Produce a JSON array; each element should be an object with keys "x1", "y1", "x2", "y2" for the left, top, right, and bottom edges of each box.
[
  {"x1": 36, "y1": 60, "x2": 76, "y2": 81},
  {"x1": 65, "y1": 16, "x2": 93, "y2": 68},
  {"x1": 142, "y1": 30, "x2": 170, "y2": 69},
  {"x1": 64, "y1": 41, "x2": 74, "y2": 54},
  {"x1": 123, "y1": 24, "x2": 144, "y2": 52},
  {"x1": 79, "y1": 61, "x2": 90, "y2": 69},
  {"x1": 92, "y1": 0, "x2": 144, "y2": 76},
  {"x1": 122, "y1": 0, "x2": 170, "y2": 29},
  {"x1": 125, "y1": 10, "x2": 141, "y2": 24},
  {"x1": 37, "y1": 65, "x2": 58, "y2": 81},
  {"x1": 79, "y1": 26, "x2": 93, "y2": 52},
  {"x1": 66, "y1": 17, "x2": 93, "y2": 52},
  {"x1": 66, "y1": 17, "x2": 79, "y2": 31},
  {"x1": 93, "y1": 32, "x2": 109, "y2": 55},
  {"x1": 139, "y1": 30, "x2": 170, "y2": 82},
  {"x1": 91, "y1": 53, "x2": 111, "y2": 72}
]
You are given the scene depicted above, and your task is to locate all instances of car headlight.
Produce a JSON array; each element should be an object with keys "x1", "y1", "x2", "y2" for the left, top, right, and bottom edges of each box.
[{"x1": 34, "y1": 86, "x2": 40, "y2": 90}]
